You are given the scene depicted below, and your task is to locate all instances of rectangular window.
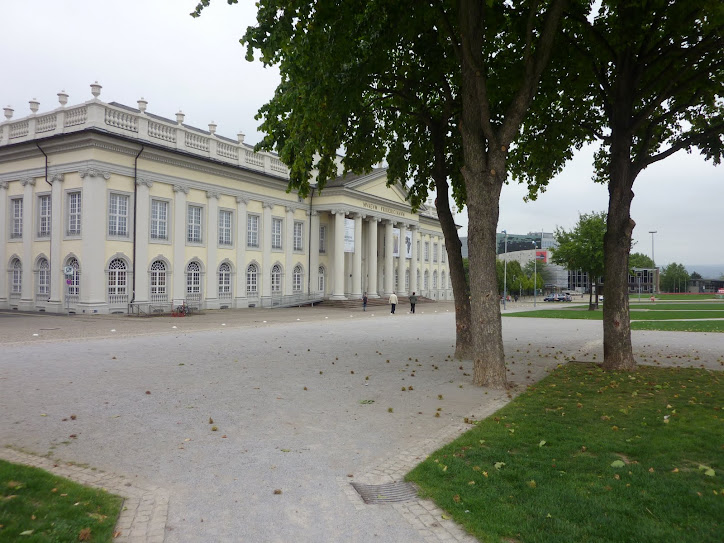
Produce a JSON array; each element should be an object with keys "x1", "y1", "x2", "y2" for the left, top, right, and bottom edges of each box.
[
  {"x1": 424, "y1": 241, "x2": 430, "y2": 262},
  {"x1": 151, "y1": 200, "x2": 168, "y2": 240},
  {"x1": 433, "y1": 242, "x2": 438, "y2": 263},
  {"x1": 187, "y1": 205, "x2": 202, "y2": 243},
  {"x1": 67, "y1": 192, "x2": 81, "y2": 236},
  {"x1": 319, "y1": 225, "x2": 327, "y2": 253},
  {"x1": 10, "y1": 198, "x2": 23, "y2": 239},
  {"x1": 293, "y1": 221, "x2": 304, "y2": 251},
  {"x1": 218, "y1": 210, "x2": 232, "y2": 246},
  {"x1": 38, "y1": 195, "x2": 51, "y2": 237},
  {"x1": 247, "y1": 214, "x2": 259, "y2": 247},
  {"x1": 442, "y1": 245, "x2": 446, "y2": 263},
  {"x1": 108, "y1": 193, "x2": 129, "y2": 237},
  {"x1": 416, "y1": 240, "x2": 421, "y2": 261},
  {"x1": 271, "y1": 218, "x2": 283, "y2": 249}
]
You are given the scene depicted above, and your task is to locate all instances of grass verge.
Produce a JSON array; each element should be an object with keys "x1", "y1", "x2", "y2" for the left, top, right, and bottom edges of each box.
[
  {"x1": 407, "y1": 363, "x2": 723, "y2": 543},
  {"x1": 0, "y1": 459, "x2": 122, "y2": 541},
  {"x1": 630, "y1": 321, "x2": 724, "y2": 333}
]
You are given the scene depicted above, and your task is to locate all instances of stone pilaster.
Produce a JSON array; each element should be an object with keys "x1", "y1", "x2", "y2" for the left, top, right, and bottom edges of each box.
[
  {"x1": 351, "y1": 213, "x2": 363, "y2": 298},
  {"x1": 331, "y1": 209, "x2": 347, "y2": 300},
  {"x1": 205, "y1": 191, "x2": 220, "y2": 308},
  {"x1": 172, "y1": 185, "x2": 188, "y2": 306},
  {"x1": 78, "y1": 168, "x2": 111, "y2": 312},
  {"x1": 134, "y1": 179, "x2": 152, "y2": 303},
  {"x1": 366, "y1": 217, "x2": 379, "y2": 298},
  {"x1": 384, "y1": 219, "x2": 394, "y2": 296},
  {"x1": 234, "y1": 196, "x2": 248, "y2": 307}
]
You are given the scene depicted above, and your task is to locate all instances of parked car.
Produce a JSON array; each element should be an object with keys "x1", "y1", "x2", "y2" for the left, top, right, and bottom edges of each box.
[{"x1": 544, "y1": 293, "x2": 564, "y2": 302}]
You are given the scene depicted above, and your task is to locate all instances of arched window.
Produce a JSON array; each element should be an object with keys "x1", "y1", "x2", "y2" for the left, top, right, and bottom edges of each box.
[
  {"x1": 271, "y1": 264, "x2": 282, "y2": 293},
  {"x1": 67, "y1": 258, "x2": 80, "y2": 298},
  {"x1": 150, "y1": 260, "x2": 167, "y2": 302},
  {"x1": 424, "y1": 270, "x2": 429, "y2": 290},
  {"x1": 10, "y1": 258, "x2": 21, "y2": 296},
  {"x1": 187, "y1": 261, "x2": 201, "y2": 295},
  {"x1": 246, "y1": 264, "x2": 258, "y2": 295},
  {"x1": 219, "y1": 262, "x2": 232, "y2": 298},
  {"x1": 318, "y1": 266, "x2": 326, "y2": 294},
  {"x1": 405, "y1": 269, "x2": 410, "y2": 292},
  {"x1": 108, "y1": 258, "x2": 127, "y2": 299},
  {"x1": 37, "y1": 258, "x2": 50, "y2": 299},
  {"x1": 292, "y1": 264, "x2": 303, "y2": 293},
  {"x1": 433, "y1": 270, "x2": 438, "y2": 289}
]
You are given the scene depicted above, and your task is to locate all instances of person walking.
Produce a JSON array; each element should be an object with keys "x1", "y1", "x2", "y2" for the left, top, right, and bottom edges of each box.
[
  {"x1": 389, "y1": 292, "x2": 398, "y2": 314},
  {"x1": 409, "y1": 292, "x2": 418, "y2": 314},
  {"x1": 362, "y1": 292, "x2": 368, "y2": 311}
]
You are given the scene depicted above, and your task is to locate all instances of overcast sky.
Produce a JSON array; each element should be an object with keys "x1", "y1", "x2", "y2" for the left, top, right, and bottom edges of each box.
[{"x1": 3, "y1": 0, "x2": 722, "y2": 274}]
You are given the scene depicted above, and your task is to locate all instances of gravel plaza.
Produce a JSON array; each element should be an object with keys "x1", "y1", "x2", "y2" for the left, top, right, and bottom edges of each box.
[{"x1": 1, "y1": 303, "x2": 722, "y2": 542}]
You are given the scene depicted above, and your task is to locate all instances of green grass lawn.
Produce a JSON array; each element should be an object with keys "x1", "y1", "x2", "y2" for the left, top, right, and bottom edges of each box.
[
  {"x1": 630, "y1": 321, "x2": 724, "y2": 333},
  {"x1": 407, "y1": 364, "x2": 724, "y2": 543},
  {"x1": 0, "y1": 459, "x2": 122, "y2": 541},
  {"x1": 636, "y1": 294, "x2": 719, "y2": 301}
]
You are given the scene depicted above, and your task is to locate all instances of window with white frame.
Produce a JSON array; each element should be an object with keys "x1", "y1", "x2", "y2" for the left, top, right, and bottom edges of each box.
[
  {"x1": 293, "y1": 264, "x2": 303, "y2": 292},
  {"x1": 37, "y1": 258, "x2": 50, "y2": 298},
  {"x1": 108, "y1": 193, "x2": 129, "y2": 237},
  {"x1": 107, "y1": 258, "x2": 128, "y2": 299},
  {"x1": 219, "y1": 262, "x2": 232, "y2": 297},
  {"x1": 187, "y1": 205, "x2": 202, "y2": 243},
  {"x1": 271, "y1": 264, "x2": 282, "y2": 293},
  {"x1": 416, "y1": 240, "x2": 421, "y2": 261},
  {"x1": 433, "y1": 242, "x2": 438, "y2": 263},
  {"x1": 424, "y1": 270, "x2": 429, "y2": 289},
  {"x1": 10, "y1": 198, "x2": 22, "y2": 239},
  {"x1": 150, "y1": 260, "x2": 167, "y2": 302},
  {"x1": 38, "y1": 195, "x2": 51, "y2": 237},
  {"x1": 247, "y1": 214, "x2": 260, "y2": 248},
  {"x1": 67, "y1": 258, "x2": 80, "y2": 297},
  {"x1": 186, "y1": 261, "x2": 201, "y2": 295},
  {"x1": 10, "y1": 258, "x2": 21, "y2": 295},
  {"x1": 394, "y1": 268, "x2": 398, "y2": 290},
  {"x1": 424, "y1": 241, "x2": 430, "y2": 262},
  {"x1": 246, "y1": 263, "x2": 258, "y2": 294},
  {"x1": 271, "y1": 218, "x2": 283, "y2": 249},
  {"x1": 219, "y1": 210, "x2": 232, "y2": 246},
  {"x1": 293, "y1": 221, "x2": 304, "y2": 251},
  {"x1": 319, "y1": 225, "x2": 327, "y2": 253},
  {"x1": 442, "y1": 245, "x2": 446, "y2": 263},
  {"x1": 442, "y1": 271, "x2": 446, "y2": 290},
  {"x1": 318, "y1": 266, "x2": 325, "y2": 293},
  {"x1": 151, "y1": 200, "x2": 168, "y2": 240},
  {"x1": 405, "y1": 269, "x2": 410, "y2": 292},
  {"x1": 67, "y1": 192, "x2": 81, "y2": 236},
  {"x1": 433, "y1": 270, "x2": 438, "y2": 289}
]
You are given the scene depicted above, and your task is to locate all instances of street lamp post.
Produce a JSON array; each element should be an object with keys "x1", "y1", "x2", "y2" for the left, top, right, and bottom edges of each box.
[
  {"x1": 502, "y1": 230, "x2": 508, "y2": 310},
  {"x1": 649, "y1": 230, "x2": 657, "y2": 293}
]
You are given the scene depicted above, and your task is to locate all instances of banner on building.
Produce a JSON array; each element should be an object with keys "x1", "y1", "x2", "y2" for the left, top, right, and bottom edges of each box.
[
  {"x1": 344, "y1": 218, "x2": 355, "y2": 252},
  {"x1": 392, "y1": 228, "x2": 400, "y2": 257},
  {"x1": 404, "y1": 230, "x2": 412, "y2": 259},
  {"x1": 536, "y1": 251, "x2": 547, "y2": 263}
]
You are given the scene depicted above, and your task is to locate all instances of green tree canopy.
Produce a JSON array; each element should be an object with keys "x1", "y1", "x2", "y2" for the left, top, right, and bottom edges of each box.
[
  {"x1": 629, "y1": 252, "x2": 655, "y2": 270},
  {"x1": 660, "y1": 263, "x2": 690, "y2": 293}
]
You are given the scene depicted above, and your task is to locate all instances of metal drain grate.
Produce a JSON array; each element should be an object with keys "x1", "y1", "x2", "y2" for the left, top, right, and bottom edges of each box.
[{"x1": 351, "y1": 481, "x2": 419, "y2": 504}]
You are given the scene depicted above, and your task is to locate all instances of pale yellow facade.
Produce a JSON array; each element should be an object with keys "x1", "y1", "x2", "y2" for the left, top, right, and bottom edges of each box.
[{"x1": 1, "y1": 86, "x2": 451, "y2": 314}]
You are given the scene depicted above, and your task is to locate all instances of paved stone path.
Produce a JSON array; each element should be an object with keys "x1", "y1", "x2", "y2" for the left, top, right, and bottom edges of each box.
[{"x1": 1, "y1": 304, "x2": 721, "y2": 542}]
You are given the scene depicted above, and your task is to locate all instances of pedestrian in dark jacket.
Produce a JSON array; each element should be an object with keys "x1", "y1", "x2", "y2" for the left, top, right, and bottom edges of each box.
[
  {"x1": 409, "y1": 292, "x2": 418, "y2": 314},
  {"x1": 362, "y1": 293, "x2": 368, "y2": 311}
]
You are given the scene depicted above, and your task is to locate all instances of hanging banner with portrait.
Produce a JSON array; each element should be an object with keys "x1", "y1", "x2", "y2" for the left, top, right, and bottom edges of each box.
[
  {"x1": 404, "y1": 230, "x2": 412, "y2": 259},
  {"x1": 392, "y1": 227, "x2": 400, "y2": 257},
  {"x1": 344, "y1": 218, "x2": 355, "y2": 252}
]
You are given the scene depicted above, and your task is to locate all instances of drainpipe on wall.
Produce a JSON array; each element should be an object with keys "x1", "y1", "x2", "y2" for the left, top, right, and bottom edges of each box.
[
  {"x1": 36, "y1": 143, "x2": 51, "y2": 298},
  {"x1": 130, "y1": 146, "x2": 145, "y2": 305}
]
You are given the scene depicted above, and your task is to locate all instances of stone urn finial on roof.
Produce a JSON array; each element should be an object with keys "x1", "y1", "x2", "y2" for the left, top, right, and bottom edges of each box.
[
  {"x1": 176, "y1": 110, "x2": 185, "y2": 124},
  {"x1": 90, "y1": 81, "x2": 102, "y2": 98},
  {"x1": 208, "y1": 121, "x2": 217, "y2": 135},
  {"x1": 29, "y1": 98, "x2": 40, "y2": 114},
  {"x1": 237, "y1": 131, "x2": 245, "y2": 144},
  {"x1": 137, "y1": 97, "x2": 148, "y2": 113},
  {"x1": 3, "y1": 106, "x2": 13, "y2": 120},
  {"x1": 58, "y1": 90, "x2": 69, "y2": 107}
]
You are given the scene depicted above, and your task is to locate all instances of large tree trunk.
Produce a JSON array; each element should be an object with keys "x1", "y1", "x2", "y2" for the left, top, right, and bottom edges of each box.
[
  {"x1": 602, "y1": 134, "x2": 637, "y2": 371},
  {"x1": 434, "y1": 176, "x2": 473, "y2": 359}
]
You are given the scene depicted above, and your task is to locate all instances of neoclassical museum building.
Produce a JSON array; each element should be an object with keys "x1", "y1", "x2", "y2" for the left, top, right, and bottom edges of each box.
[{"x1": 1, "y1": 83, "x2": 452, "y2": 314}]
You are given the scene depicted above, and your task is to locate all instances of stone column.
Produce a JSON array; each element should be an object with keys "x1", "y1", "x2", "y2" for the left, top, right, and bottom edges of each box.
[
  {"x1": 19, "y1": 178, "x2": 35, "y2": 309},
  {"x1": 377, "y1": 221, "x2": 384, "y2": 296},
  {"x1": 79, "y1": 168, "x2": 110, "y2": 311},
  {"x1": 351, "y1": 213, "x2": 363, "y2": 299},
  {"x1": 309, "y1": 210, "x2": 320, "y2": 295},
  {"x1": 235, "y1": 196, "x2": 248, "y2": 307},
  {"x1": 133, "y1": 179, "x2": 152, "y2": 304},
  {"x1": 172, "y1": 185, "x2": 188, "y2": 306},
  {"x1": 0, "y1": 182, "x2": 8, "y2": 304},
  {"x1": 284, "y1": 206, "x2": 294, "y2": 296},
  {"x1": 205, "y1": 191, "x2": 220, "y2": 308},
  {"x1": 396, "y1": 222, "x2": 407, "y2": 295},
  {"x1": 366, "y1": 217, "x2": 379, "y2": 298},
  {"x1": 410, "y1": 225, "x2": 418, "y2": 296},
  {"x1": 384, "y1": 219, "x2": 394, "y2": 296},
  {"x1": 261, "y1": 202, "x2": 273, "y2": 299},
  {"x1": 47, "y1": 174, "x2": 64, "y2": 310},
  {"x1": 331, "y1": 209, "x2": 347, "y2": 300}
]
